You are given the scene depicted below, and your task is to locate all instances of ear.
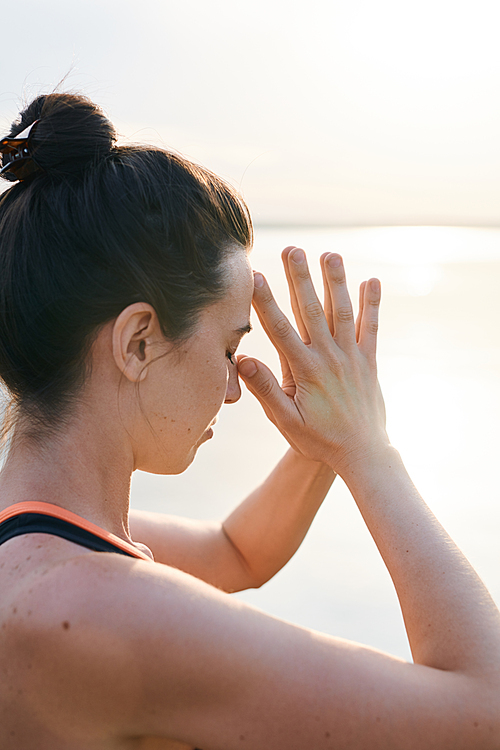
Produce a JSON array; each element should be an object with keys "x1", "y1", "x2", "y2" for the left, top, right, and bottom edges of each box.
[{"x1": 111, "y1": 303, "x2": 165, "y2": 383}]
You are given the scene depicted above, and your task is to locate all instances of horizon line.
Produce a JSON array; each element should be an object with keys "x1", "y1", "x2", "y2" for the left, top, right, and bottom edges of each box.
[{"x1": 253, "y1": 222, "x2": 500, "y2": 230}]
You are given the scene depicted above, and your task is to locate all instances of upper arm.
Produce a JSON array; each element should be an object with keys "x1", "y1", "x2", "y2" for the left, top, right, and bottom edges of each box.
[
  {"x1": 30, "y1": 555, "x2": 500, "y2": 750},
  {"x1": 129, "y1": 508, "x2": 257, "y2": 591}
]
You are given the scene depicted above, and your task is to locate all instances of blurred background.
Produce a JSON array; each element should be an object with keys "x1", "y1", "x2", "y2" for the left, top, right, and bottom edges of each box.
[{"x1": 1, "y1": 0, "x2": 499, "y2": 660}]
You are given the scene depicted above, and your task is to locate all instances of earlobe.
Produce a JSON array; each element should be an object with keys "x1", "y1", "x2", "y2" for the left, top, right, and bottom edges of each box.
[{"x1": 111, "y1": 303, "x2": 159, "y2": 383}]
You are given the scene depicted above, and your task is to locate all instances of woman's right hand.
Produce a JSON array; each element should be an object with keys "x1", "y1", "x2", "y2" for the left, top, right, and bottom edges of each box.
[{"x1": 237, "y1": 248, "x2": 389, "y2": 478}]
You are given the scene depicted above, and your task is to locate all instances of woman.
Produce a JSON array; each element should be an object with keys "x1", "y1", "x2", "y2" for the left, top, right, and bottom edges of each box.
[{"x1": 0, "y1": 93, "x2": 498, "y2": 750}]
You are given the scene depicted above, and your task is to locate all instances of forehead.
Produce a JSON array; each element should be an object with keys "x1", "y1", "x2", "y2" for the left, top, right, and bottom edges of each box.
[{"x1": 206, "y1": 250, "x2": 253, "y2": 327}]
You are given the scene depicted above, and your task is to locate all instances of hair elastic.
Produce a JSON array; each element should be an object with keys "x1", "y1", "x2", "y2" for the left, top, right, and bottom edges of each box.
[{"x1": 0, "y1": 120, "x2": 43, "y2": 182}]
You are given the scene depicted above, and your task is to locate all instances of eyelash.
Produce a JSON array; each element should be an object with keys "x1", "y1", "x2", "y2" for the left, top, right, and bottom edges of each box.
[{"x1": 226, "y1": 350, "x2": 236, "y2": 366}]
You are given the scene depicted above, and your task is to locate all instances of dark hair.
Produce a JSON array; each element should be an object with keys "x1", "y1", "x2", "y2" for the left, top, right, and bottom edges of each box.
[{"x1": 0, "y1": 93, "x2": 252, "y2": 433}]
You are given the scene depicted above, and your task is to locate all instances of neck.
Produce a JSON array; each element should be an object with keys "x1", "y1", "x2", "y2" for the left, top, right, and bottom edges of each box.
[{"x1": 0, "y1": 409, "x2": 134, "y2": 541}]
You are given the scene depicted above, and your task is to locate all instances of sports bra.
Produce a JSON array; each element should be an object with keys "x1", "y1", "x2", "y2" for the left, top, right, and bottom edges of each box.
[{"x1": 0, "y1": 502, "x2": 152, "y2": 560}]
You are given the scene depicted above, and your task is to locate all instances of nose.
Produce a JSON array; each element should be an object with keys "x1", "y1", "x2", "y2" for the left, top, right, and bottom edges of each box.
[{"x1": 224, "y1": 362, "x2": 242, "y2": 404}]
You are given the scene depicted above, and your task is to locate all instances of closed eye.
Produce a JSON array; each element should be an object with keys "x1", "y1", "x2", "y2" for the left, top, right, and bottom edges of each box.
[{"x1": 226, "y1": 321, "x2": 252, "y2": 366}]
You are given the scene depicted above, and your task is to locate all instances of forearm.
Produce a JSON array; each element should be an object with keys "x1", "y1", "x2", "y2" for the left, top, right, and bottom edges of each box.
[
  {"x1": 129, "y1": 452, "x2": 334, "y2": 592},
  {"x1": 222, "y1": 448, "x2": 335, "y2": 587},
  {"x1": 339, "y1": 445, "x2": 500, "y2": 676}
]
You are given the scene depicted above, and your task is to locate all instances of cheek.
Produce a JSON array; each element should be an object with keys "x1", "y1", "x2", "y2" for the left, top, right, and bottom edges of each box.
[
  {"x1": 151, "y1": 344, "x2": 230, "y2": 431},
  {"x1": 183, "y1": 358, "x2": 229, "y2": 422},
  {"x1": 132, "y1": 350, "x2": 229, "y2": 474},
  {"x1": 204, "y1": 361, "x2": 230, "y2": 407}
]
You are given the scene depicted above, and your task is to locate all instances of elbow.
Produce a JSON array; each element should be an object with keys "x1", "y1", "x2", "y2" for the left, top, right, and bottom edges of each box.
[
  {"x1": 246, "y1": 573, "x2": 268, "y2": 590},
  {"x1": 228, "y1": 571, "x2": 270, "y2": 593},
  {"x1": 235, "y1": 562, "x2": 289, "y2": 591}
]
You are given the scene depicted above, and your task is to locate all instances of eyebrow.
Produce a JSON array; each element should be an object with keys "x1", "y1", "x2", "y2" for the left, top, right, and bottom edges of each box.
[{"x1": 234, "y1": 323, "x2": 252, "y2": 336}]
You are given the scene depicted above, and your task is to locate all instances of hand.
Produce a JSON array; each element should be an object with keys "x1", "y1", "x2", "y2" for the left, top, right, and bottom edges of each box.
[{"x1": 237, "y1": 248, "x2": 388, "y2": 477}]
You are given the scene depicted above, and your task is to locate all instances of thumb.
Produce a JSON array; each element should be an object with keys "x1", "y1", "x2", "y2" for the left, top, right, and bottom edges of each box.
[{"x1": 237, "y1": 356, "x2": 295, "y2": 423}]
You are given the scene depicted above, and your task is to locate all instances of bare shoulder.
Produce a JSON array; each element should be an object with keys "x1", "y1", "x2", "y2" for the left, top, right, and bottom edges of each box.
[
  {"x1": 3, "y1": 543, "x2": 500, "y2": 750},
  {"x1": 1, "y1": 542, "x2": 223, "y2": 744}
]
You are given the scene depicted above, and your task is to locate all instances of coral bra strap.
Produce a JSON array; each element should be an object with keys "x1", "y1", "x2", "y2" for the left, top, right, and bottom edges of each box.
[{"x1": 0, "y1": 501, "x2": 151, "y2": 561}]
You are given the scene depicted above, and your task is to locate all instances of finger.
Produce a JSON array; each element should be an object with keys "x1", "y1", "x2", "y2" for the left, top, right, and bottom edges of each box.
[
  {"x1": 237, "y1": 356, "x2": 297, "y2": 424},
  {"x1": 252, "y1": 272, "x2": 311, "y2": 370},
  {"x1": 322, "y1": 254, "x2": 357, "y2": 349},
  {"x1": 239, "y1": 311, "x2": 296, "y2": 397},
  {"x1": 285, "y1": 248, "x2": 331, "y2": 345},
  {"x1": 236, "y1": 357, "x2": 276, "y2": 424},
  {"x1": 282, "y1": 246, "x2": 310, "y2": 344},
  {"x1": 355, "y1": 281, "x2": 367, "y2": 343},
  {"x1": 251, "y1": 301, "x2": 305, "y2": 392},
  {"x1": 320, "y1": 253, "x2": 335, "y2": 336},
  {"x1": 357, "y1": 278, "x2": 381, "y2": 358},
  {"x1": 251, "y1": 292, "x2": 286, "y2": 357}
]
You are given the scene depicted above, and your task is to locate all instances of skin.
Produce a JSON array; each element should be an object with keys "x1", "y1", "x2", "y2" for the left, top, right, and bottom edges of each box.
[{"x1": 0, "y1": 248, "x2": 499, "y2": 749}]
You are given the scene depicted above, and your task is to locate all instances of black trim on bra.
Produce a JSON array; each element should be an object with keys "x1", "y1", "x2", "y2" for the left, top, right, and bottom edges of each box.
[{"x1": 0, "y1": 513, "x2": 138, "y2": 557}]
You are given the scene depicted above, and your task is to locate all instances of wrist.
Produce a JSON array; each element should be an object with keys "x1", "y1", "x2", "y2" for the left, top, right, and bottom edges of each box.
[
  {"x1": 287, "y1": 447, "x2": 336, "y2": 476},
  {"x1": 326, "y1": 439, "x2": 399, "y2": 484}
]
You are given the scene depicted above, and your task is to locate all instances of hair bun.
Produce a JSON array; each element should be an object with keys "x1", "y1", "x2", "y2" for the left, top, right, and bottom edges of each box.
[{"x1": 2, "y1": 93, "x2": 116, "y2": 180}]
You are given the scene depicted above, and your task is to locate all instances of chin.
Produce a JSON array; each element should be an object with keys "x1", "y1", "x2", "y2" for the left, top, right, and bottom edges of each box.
[
  {"x1": 136, "y1": 445, "x2": 199, "y2": 476},
  {"x1": 168, "y1": 452, "x2": 197, "y2": 475}
]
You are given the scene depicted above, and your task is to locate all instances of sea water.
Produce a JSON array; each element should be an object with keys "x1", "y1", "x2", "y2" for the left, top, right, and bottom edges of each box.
[{"x1": 130, "y1": 226, "x2": 500, "y2": 661}]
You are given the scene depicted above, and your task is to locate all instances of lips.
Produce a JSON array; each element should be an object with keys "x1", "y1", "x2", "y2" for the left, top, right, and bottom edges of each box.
[{"x1": 204, "y1": 418, "x2": 217, "y2": 440}]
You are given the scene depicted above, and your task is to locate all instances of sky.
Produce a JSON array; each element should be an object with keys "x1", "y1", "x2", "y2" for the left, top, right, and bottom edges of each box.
[{"x1": 2, "y1": 0, "x2": 500, "y2": 225}]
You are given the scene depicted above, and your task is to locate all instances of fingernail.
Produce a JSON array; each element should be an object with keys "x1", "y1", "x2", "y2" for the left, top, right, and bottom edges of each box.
[
  {"x1": 291, "y1": 249, "x2": 305, "y2": 264},
  {"x1": 238, "y1": 359, "x2": 258, "y2": 378},
  {"x1": 370, "y1": 278, "x2": 380, "y2": 293},
  {"x1": 253, "y1": 272, "x2": 264, "y2": 288},
  {"x1": 328, "y1": 254, "x2": 341, "y2": 268}
]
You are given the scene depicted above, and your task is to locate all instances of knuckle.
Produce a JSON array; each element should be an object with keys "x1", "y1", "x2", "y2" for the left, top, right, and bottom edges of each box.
[
  {"x1": 336, "y1": 306, "x2": 354, "y2": 323},
  {"x1": 327, "y1": 352, "x2": 344, "y2": 373},
  {"x1": 304, "y1": 301, "x2": 324, "y2": 320},
  {"x1": 332, "y1": 274, "x2": 346, "y2": 287},
  {"x1": 294, "y1": 266, "x2": 310, "y2": 281},
  {"x1": 271, "y1": 318, "x2": 292, "y2": 339},
  {"x1": 258, "y1": 288, "x2": 275, "y2": 305},
  {"x1": 309, "y1": 357, "x2": 326, "y2": 379},
  {"x1": 256, "y1": 378, "x2": 274, "y2": 399},
  {"x1": 366, "y1": 320, "x2": 379, "y2": 335}
]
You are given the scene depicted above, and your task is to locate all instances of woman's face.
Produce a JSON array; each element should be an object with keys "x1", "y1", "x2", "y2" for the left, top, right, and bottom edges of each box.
[{"x1": 133, "y1": 250, "x2": 254, "y2": 474}]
